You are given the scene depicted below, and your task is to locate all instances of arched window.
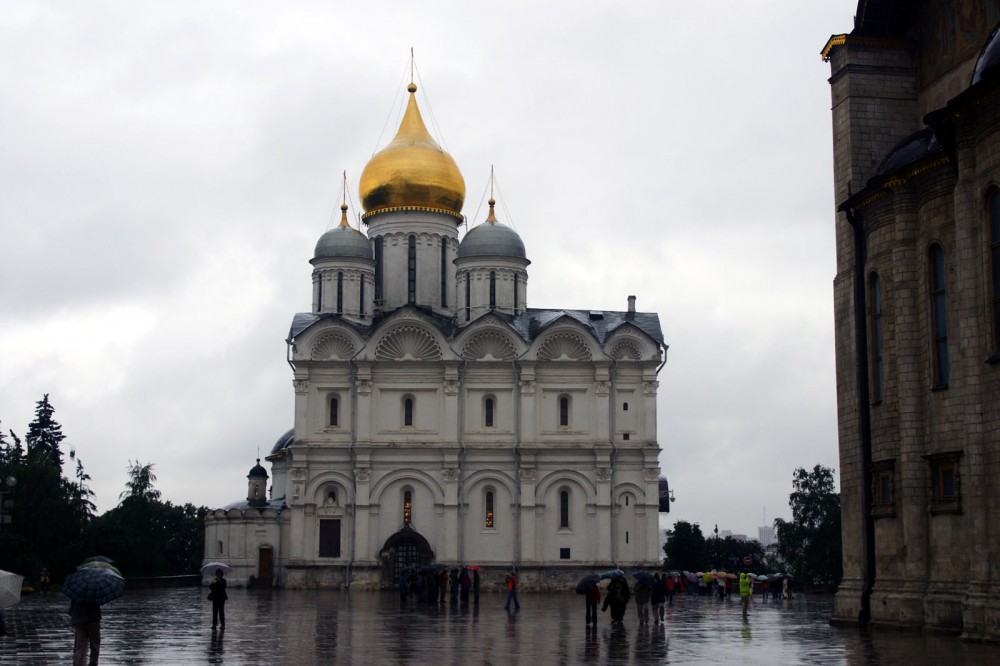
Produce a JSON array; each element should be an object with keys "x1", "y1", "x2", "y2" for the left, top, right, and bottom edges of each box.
[
  {"x1": 403, "y1": 397, "x2": 414, "y2": 427},
  {"x1": 622, "y1": 402, "x2": 629, "y2": 411},
  {"x1": 440, "y1": 239, "x2": 448, "y2": 308},
  {"x1": 407, "y1": 235, "x2": 417, "y2": 305},
  {"x1": 374, "y1": 237, "x2": 384, "y2": 302},
  {"x1": 485, "y1": 490, "x2": 495, "y2": 528},
  {"x1": 990, "y1": 191, "x2": 1000, "y2": 352},
  {"x1": 329, "y1": 396, "x2": 339, "y2": 427},
  {"x1": 336, "y1": 271, "x2": 344, "y2": 314},
  {"x1": 930, "y1": 244, "x2": 949, "y2": 387},
  {"x1": 559, "y1": 395, "x2": 570, "y2": 427},
  {"x1": 559, "y1": 489, "x2": 570, "y2": 529},
  {"x1": 484, "y1": 396, "x2": 495, "y2": 428},
  {"x1": 869, "y1": 272, "x2": 884, "y2": 403},
  {"x1": 489, "y1": 271, "x2": 496, "y2": 309},
  {"x1": 217, "y1": 540, "x2": 224, "y2": 555},
  {"x1": 316, "y1": 275, "x2": 323, "y2": 313},
  {"x1": 403, "y1": 490, "x2": 413, "y2": 526},
  {"x1": 253, "y1": 482, "x2": 261, "y2": 499}
]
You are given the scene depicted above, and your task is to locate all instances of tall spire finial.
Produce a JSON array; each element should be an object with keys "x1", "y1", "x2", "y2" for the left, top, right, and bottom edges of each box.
[
  {"x1": 339, "y1": 170, "x2": 350, "y2": 228},
  {"x1": 486, "y1": 166, "x2": 498, "y2": 224}
]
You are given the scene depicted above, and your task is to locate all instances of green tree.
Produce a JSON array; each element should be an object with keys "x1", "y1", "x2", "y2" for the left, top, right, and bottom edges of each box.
[
  {"x1": 774, "y1": 464, "x2": 842, "y2": 586},
  {"x1": 663, "y1": 520, "x2": 709, "y2": 571},
  {"x1": 121, "y1": 460, "x2": 161, "y2": 503},
  {"x1": 706, "y1": 534, "x2": 765, "y2": 573},
  {"x1": 25, "y1": 394, "x2": 66, "y2": 471}
]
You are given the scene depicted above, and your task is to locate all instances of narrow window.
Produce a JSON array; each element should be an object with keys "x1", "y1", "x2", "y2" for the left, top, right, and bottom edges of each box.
[
  {"x1": 930, "y1": 245, "x2": 949, "y2": 387},
  {"x1": 623, "y1": 402, "x2": 629, "y2": 411},
  {"x1": 870, "y1": 273, "x2": 884, "y2": 402},
  {"x1": 465, "y1": 273, "x2": 471, "y2": 321},
  {"x1": 878, "y1": 472, "x2": 892, "y2": 505},
  {"x1": 625, "y1": 530, "x2": 630, "y2": 544},
  {"x1": 360, "y1": 278, "x2": 366, "y2": 317},
  {"x1": 336, "y1": 271, "x2": 344, "y2": 314},
  {"x1": 514, "y1": 275, "x2": 519, "y2": 311},
  {"x1": 329, "y1": 397, "x2": 339, "y2": 427},
  {"x1": 374, "y1": 237, "x2": 384, "y2": 303},
  {"x1": 316, "y1": 276, "x2": 323, "y2": 312},
  {"x1": 404, "y1": 397, "x2": 414, "y2": 427},
  {"x1": 990, "y1": 192, "x2": 1000, "y2": 352},
  {"x1": 218, "y1": 541, "x2": 224, "y2": 555},
  {"x1": 485, "y1": 491, "x2": 495, "y2": 528},
  {"x1": 327, "y1": 490, "x2": 337, "y2": 504},
  {"x1": 403, "y1": 490, "x2": 413, "y2": 526},
  {"x1": 625, "y1": 495, "x2": 629, "y2": 506},
  {"x1": 253, "y1": 483, "x2": 261, "y2": 498},
  {"x1": 926, "y1": 452, "x2": 962, "y2": 514},
  {"x1": 407, "y1": 235, "x2": 417, "y2": 305},
  {"x1": 440, "y1": 239, "x2": 448, "y2": 308},
  {"x1": 559, "y1": 396, "x2": 569, "y2": 427},
  {"x1": 485, "y1": 397, "x2": 495, "y2": 427},
  {"x1": 559, "y1": 489, "x2": 570, "y2": 528},
  {"x1": 489, "y1": 271, "x2": 496, "y2": 309}
]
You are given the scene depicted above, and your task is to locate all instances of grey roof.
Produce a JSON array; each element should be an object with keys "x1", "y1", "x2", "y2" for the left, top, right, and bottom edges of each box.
[
  {"x1": 973, "y1": 21, "x2": 1000, "y2": 86},
  {"x1": 247, "y1": 459, "x2": 268, "y2": 478},
  {"x1": 874, "y1": 128, "x2": 941, "y2": 177},
  {"x1": 270, "y1": 428, "x2": 294, "y2": 454},
  {"x1": 313, "y1": 226, "x2": 373, "y2": 261},
  {"x1": 288, "y1": 307, "x2": 664, "y2": 349},
  {"x1": 221, "y1": 498, "x2": 286, "y2": 512},
  {"x1": 457, "y1": 221, "x2": 528, "y2": 261}
]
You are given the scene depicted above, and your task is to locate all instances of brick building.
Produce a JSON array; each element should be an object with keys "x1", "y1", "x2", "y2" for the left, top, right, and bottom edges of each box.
[{"x1": 823, "y1": 1, "x2": 1000, "y2": 639}]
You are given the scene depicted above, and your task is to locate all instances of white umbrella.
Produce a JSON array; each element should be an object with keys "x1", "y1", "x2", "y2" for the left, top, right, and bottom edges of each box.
[
  {"x1": 200, "y1": 562, "x2": 232, "y2": 577},
  {"x1": 0, "y1": 570, "x2": 24, "y2": 609}
]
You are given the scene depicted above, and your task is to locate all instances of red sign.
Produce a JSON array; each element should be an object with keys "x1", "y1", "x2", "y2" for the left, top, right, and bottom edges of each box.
[{"x1": 743, "y1": 556, "x2": 753, "y2": 566}]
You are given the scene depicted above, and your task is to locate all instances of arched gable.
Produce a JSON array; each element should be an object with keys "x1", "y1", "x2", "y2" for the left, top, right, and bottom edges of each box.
[
  {"x1": 463, "y1": 469, "x2": 517, "y2": 498},
  {"x1": 613, "y1": 482, "x2": 648, "y2": 505},
  {"x1": 368, "y1": 468, "x2": 446, "y2": 506},
  {"x1": 303, "y1": 471, "x2": 356, "y2": 505},
  {"x1": 360, "y1": 307, "x2": 456, "y2": 362},
  {"x1": 604, "y1": 323, "x2": 662, "y2": 362},
  {"x1": 291, "y1": 321, "x2": 366, "y2": 363},
  {"x1": 524, "y1": 318, "x2": 606, "y2": 363},
  {"x1": 534, "y1": 469, "x2": 598, "y2": 505}
]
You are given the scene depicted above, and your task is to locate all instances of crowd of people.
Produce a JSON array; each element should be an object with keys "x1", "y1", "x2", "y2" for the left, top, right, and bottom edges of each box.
[{"x1": 397, "y1": 566, "x2": 488, "y2": 607}]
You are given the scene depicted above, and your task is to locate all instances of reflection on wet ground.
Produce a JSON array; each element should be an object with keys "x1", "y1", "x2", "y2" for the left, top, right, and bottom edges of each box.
[{"x1": 2, "y1": 588, "x2": 998, "y2": 664}]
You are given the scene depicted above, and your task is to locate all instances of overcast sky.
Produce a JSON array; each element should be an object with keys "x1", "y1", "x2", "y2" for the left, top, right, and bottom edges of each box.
[{"x1": 1, "y1": 1, "x2": 857, "y2": 539}]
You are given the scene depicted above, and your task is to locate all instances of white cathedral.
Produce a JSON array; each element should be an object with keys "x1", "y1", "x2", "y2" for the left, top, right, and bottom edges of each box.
[{"x1": 204, "y1": 80, "x2": 669, "y2": 589}]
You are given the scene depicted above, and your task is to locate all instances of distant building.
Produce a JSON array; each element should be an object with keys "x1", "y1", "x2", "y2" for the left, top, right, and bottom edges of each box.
[
  {"x1": 757, "y1": 526, "x2": 775, "y2": 548},
  {"x1": 204, "y1": 77, "x2": 669, "y2": 588},
  {"x1": 823, "y1": 1, "x2": 1000, "y2": 639}
]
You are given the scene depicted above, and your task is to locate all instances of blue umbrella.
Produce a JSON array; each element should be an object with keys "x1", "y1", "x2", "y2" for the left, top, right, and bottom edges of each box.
[
  {"x1": 62, "y1": 567, "x2": 125, "y2": 605},
  {"x1": 632, "y1": 571, "x2": 657, "y2": 586},
  {"x1": 599, "y1": 569, "x2": 626, "y2": 580},
  {"x1": 575, "y1": 574, "x2": 600, "y2": 594},
  {"x1": 80, "y1": 556, "x2": 115, "y2": 565}
]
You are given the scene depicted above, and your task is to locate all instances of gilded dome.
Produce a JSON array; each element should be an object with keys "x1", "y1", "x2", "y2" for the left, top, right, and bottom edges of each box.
[{"x1": 359, "y1": 83, "x2": 465, "y2": 219}]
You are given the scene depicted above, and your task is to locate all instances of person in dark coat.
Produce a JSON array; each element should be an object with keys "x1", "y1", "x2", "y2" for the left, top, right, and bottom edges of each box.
[
  {"x1": 602, "y1": 575, "x2": 631, "y2": 624},
  {"x1": 209, "y1": 569, "x2": 228, "y2": 630},
  {"x1": 449, "y1": 569, "x2": 459, "y2": 604},
  {"x1": 585, "y1": 583, "x2": 602, "y2": 624},
  {"x1": 472, "y1": 570, "x2": 481, "y2": 605},
  {"x1": 459, "y1": 568, "x2": 471, "y2": 605},
  {"x1": 650, "y1": 574, "x2": 666, "y2": 623},
  {"x1": 69, "y1": 600, "x2": 101, "y2": 666}
]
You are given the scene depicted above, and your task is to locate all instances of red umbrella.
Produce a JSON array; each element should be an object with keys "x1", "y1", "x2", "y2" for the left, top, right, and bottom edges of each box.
[{"x1": 466, "y1": 565, "x2": 483, "y2": 572}]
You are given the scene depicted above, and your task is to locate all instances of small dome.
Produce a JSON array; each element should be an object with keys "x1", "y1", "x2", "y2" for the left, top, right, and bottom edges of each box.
[
  {"x1": 358, "y1": 83, "x2": 465, "y2": 219},
  {"x1": 457, "y1": 199, "x2": 528, "y2": 261},
  {"x1": 314, "y1": 204, "x2": 373, "y2": 261},
  {"x1": 247, "y1": 458, "x2": 268, "y2": 479},
  {"x1": 874, "y1": 128, "x2": 941, "y2": 177},
  {"x1": 972, "y1": 21, "x2": 1000, "y2": 86}
]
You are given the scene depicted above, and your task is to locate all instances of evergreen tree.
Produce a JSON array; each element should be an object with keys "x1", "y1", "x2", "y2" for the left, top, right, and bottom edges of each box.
[
  {"x1": 663, "y1": 520, "x2": 709, "y2": 571},
  {"x1": 25, "y1": 394, "x2": 66, "y2": 471},
  {"x1": 69, "y1": 449, "x2": 97, "y2": 523}
]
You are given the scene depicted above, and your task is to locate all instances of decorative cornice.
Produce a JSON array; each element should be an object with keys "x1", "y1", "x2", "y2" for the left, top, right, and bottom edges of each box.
[{"x1": 362, "y1": 205, "x2": 464, "y2": 222}]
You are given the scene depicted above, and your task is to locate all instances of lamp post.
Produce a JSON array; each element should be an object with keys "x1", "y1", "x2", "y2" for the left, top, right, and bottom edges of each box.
[{"x1": 0, "y1": 475, "x2": 15, "y2": 528}]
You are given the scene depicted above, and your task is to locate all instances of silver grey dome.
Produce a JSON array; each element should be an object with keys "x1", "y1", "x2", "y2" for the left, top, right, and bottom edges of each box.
[
  {"x1": 458, "y1": 221, "x2": 527, "y2": 260},
  {"x1": 314, "y1": 226, "x2": 373, "y2": 261}
]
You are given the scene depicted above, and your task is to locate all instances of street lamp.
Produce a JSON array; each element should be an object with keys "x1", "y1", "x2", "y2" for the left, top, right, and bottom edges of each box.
[{"x1": 0, "y1": 475, "x2": 15, "y2": 527}]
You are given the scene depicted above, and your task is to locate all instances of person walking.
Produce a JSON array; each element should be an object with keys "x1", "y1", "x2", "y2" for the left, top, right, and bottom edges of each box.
[
  {"x1": 504, "y1": 571, "x2": 520, "y2": 611},
  {"x1": 634, "y1": 578, "x2": 651, "y2": 625},
  {"x1": 459, "y1": 568, "x2": 471, "y2": 606},
  {"x1": 209, "y1": 569, "x2": 228, "y2": 631},
  {"x1": 69, "y1": 600, "x2": 101, "y2": 666},
  {"x1": 650, "y1": 574, "x2": 666, "y2": 623},
  {"x1": 584, "y1": 583, "x2": 601, "y2": 625},
  {"x1": 472, "y1": 570, "x2": 481, "y2": 605},
  {"x1": 739, "y1": 572, "x2": 752, "y2": 619},
  {"x1": 665, "y1": 574, "x2": 676, "y2": 606},
  {"x1": 602, "y1": 576, "x2": 631, "y2": 625}
]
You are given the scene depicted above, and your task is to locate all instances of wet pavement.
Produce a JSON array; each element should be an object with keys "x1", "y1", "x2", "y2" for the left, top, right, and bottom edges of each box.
[{"x1": 2, "y1": 588, "x2": 998, "y2": 664}]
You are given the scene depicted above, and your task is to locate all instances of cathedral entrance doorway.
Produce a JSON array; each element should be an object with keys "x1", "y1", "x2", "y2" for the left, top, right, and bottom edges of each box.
[{"x1": 379, "y1": 526, "x2": 434, "y2": 582}]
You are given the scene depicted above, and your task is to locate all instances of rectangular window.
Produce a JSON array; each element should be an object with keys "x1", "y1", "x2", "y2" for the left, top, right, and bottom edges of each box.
[
  {"x1": 336, "y1": 271, "x2": 344, "y2": 314},
  {"x1": 319, "y1": 519, "x2": 342, "y2": 558},
  {"x1": 559, "y1": 490, "x2": 570, "y2": 529},
  {"x1": 440, "y1": 239, "x2": 448, "y2": 308},
  {"x1": 360, "y1": 278, "x2": 366, "y2": 317},
  {"x1": 485, "y1": 398, "x2": 494, "y2": 428},
  {"x1": 926, "y1": 452, "x2": 962, "y2": 515},
  {"x1": 872, "y1": 459, "x2": 895, "y2": 518},
  {"x1": 330, "y1": 397, "x2": 339, "y2": 427},
  {"x1": 559, "y1": 547, "x2": 570, "y2": 560},
  {"x1": 465, "y1": 274, "x2": 471, "y2": 321},
  {"x1": 374, "y1": 237, "x2": 383, "y2": 302},
  {"x1": 407, "y1": 235, "x2": 417, "y2": 305},
  {"x1": 485, "y1": 491, "x2": 495, "y2": 528}
]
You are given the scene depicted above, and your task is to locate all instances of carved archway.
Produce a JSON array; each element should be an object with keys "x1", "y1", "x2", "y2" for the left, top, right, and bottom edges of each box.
[{"x1": 379, "y1": 526, "x2": 435, "y2": 582}]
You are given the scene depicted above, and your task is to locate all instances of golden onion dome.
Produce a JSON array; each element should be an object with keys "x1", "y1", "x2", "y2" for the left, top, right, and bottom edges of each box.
[{"x1": 359, "y1": 83, "x2": 465, "y2": 220}]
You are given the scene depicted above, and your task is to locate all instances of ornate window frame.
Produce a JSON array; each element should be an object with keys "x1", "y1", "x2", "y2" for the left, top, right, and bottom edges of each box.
[
  {"x1": 871, "y1": 459, "x2": 896, "y2": 519},
  {"x1": 924, "y1": 451, "x2": 962, "y2": 515}
]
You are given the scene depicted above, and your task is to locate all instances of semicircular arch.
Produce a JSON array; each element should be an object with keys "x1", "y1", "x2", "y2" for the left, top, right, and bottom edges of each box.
[
  {"x1": 534, "y1": 469, "x2": 598, "y2": 505},
  {"x1": 303, "y1": 471, "x2": 357, "y2": 505},
  {"x1": 463, "y1": 469, "x2": 517, "y2": 498},
  {"x1": 369, "y1": 468, "x2": 446, "y2": 505}
]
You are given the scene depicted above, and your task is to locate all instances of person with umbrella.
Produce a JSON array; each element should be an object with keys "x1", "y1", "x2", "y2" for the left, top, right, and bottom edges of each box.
[
  {"x1": 69, "y1": 597, "x2": 102, "y2": 666},
  {"x1": 208, "y1": 568, "x2": 228, "y2": 631},
  {"x1": 63, "y1": 559, "x2": 125, "y2": 666},
  {"x1": 601, "y1": 574, "x2": 630, "y2": 625},
  {"x1": 584, "y1": 580, "x2": 601, "y2": 625}
]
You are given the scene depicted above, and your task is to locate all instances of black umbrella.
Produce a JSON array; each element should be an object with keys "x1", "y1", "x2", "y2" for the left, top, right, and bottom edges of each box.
[
  {"x1": 632, "y1": 571, "x2": 657, "y2": 586},
  {"x1": 575, "y1": 574, "x2": 600, "y2": 594},
  {"x1": 62, "y1": 568, "x2": 125, "y2": 605}
]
